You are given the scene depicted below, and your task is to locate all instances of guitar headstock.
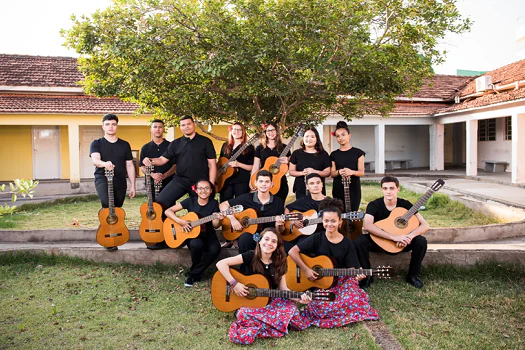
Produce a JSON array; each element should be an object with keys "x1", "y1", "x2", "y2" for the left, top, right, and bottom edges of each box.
[
  {"x1": 247, "y1": 133, "x2": 261, "y2": 145},
  {"x1": 104, "y1": 169, "x2": 114, "y2": 180},
  {"x1": 373, "y1": 266, "x2": 392, "y2": 279},
  {"x1": 342, "y1": 211, "x2": 365, "y2": 221},
  {"x1": 285, "y1": 212, "x2": 303, "y2": 221},
  {"x1": 145, "y1": 165, "x2": 153, "y2": 175},
  {"x1": 296, "y1": 124, "x2": 306, "y2": 137},
  {"x1": 229, "y1": 205, "x2": 244, "y2": 214},
  {"x1": 308, "y1": 291, "x2": 336, "y2": 301},
  {"x1": 430, "y1": 179, "x2": 445, "y2": 192},
  {"x1": 154, "y1": 182, "x2": 162, "y2": 192},
  {"x1": 342, "y1": 177, "x2": 351, "y2": 186}
]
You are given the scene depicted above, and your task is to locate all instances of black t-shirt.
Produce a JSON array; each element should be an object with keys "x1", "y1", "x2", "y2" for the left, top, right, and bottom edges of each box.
[
  {"x1": 286, "y1": 194, "x2": 324, "y2": 233},
  {"x1": 90, "y1": 137, "x2": 133, "y2": 187},
  {"x1": 290, "y1": 149, "x2": 331, "y2": 195},
  {"x1": 140, "y1": 139, "x2": 174, "y2": 183},
  {"x1": 220, "y1": 143, "x2": 255, "y2": 184},
  {"x1": 330, "y1": 147, "x2": 365, "y2": 211},
  {"x1": 180, "y1": 196, "x2": 220, "y2": 235},
  {"x1": 240, "y1": 250, "x2": 278, "y2": 289},
  {"x1": 254, "y1": 144, "x2": 291, "y2": 165},
  {"x1": 297, "y1": 232, "x2": 360, "y2": 269},
  {"x1": 228, "y1": 192, "x2": 284, "y2": 231},
  {"x1": 366, "y1": 197, "x2": 415, "y2": 223},
  {"x1": 162, "y1": 133, "x2": 216, "y2": 183}
]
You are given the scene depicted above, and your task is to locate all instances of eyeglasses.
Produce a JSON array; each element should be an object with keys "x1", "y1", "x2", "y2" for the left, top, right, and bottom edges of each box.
[
  {"x1": 197, "y1": 186, "x2": 211, "y2": 191},
  {"x1": 232, "y1": 128, "x2": 243, "y2": 132},
  {"x1": 266, "y1": 129, "x2": 277, "y2": 133}
]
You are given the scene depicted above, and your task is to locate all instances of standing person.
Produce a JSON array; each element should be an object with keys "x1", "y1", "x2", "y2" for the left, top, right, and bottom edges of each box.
[
  {"x1": 289, "y1": 127, "x2": 331, "y2": 199},
  {"x1": 330, "y1": 121, "x2": 365, "y2": 211},
  {"x1": 139, "y1": 119, "x2": 176, "y2": 201},
  {"x1": 90, "y1": 113, "x2": 136, "y2": 251},
  {"x1": 219, "y1": 170, "x2": 285, "y2": 254},
  {"x1": 216, "y1": 228, "x2": 311, "y2": 345},
  {"x1": 288, "y1": 198, "x2": 378, "y2": 328},
  {"x1": 165, "y1": 179, "x2": 223, "y2": 287},
  {"x1": 142, "y1": 115, "x2": 217, "y2": 249},
  {"x1": 250, "y1": 122, "x2": 291, "y2": 202},
  {"x1": 354, "y1": 176, "x2": 429, "y2": 289}
]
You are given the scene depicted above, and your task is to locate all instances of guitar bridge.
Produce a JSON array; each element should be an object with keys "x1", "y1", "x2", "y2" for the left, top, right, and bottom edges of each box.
[
  {"x1": 296, "y1": 266, "x2": 301, "y2": 284},
  {"x1": 226, "y1": 283, "x2": 231, "y2": 302},
  {"x1": 171, "y1": 224, "x2": 176, "y2": 239},
  {"x1": 104, "y1": 233, "x2": 122, "y2": 238},
  {"x1": 145, "y1": 229, "x2": 161, "y2": 233}
]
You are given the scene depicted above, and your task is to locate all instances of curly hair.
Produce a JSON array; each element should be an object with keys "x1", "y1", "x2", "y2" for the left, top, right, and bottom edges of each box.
[
  {"x1": 251, "y1": 227, "x2": 287, "y2": 286},
  {"x1": 319, "y1": 197, "x2": 344, "y2": 218}
]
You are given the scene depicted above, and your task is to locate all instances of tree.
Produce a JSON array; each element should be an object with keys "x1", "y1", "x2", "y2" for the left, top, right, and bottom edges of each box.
[
  {"x1": 0, "y1": 179, "x2": 39, "y2": 217},
  {"x1": 63, "y1": 0, "x2": 470, "y2": 135}
]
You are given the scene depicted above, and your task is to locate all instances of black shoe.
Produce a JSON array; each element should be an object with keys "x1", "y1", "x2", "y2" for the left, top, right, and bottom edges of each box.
[
  {"x1": 359, "y1": 276, "x2": 374, "y2": 289},
  {"x1": 104, "y1": 246, "x2": 118, "y2": 251},
  {"x1": 184, "y1": 275, "x2": 194, "y2": 287},
  {"x1": 406, "y1": 276, "x2": 424, "y2": 289},
  {"x1": 147, "y1": 241, "x2": 168, "y2": 250}
]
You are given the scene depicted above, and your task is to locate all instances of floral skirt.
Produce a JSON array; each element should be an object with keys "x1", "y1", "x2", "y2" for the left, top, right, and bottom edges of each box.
[
  {"x1": 301, "y1": 276, "x2": 379, "y2": 328},
  {"x1": 228, "y1": 298, "x2": 310, "y2": 345}
]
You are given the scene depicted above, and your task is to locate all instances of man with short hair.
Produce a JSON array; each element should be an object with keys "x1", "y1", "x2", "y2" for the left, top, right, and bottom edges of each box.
[
  {"x1": 354, "y1": 176, "x2": 429, "y2": 288},
  {"x1": 90, "y1": 113, "x2": 136, "y2": 251}
]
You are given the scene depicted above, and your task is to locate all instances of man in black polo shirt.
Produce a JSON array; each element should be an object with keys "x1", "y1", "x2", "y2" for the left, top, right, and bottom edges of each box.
[
  {"x1": 90, "y1": 113, "x2": 136, "y2": 251},
  {"x1": 354, "y1": 176, "x2": 429, "y2": 289},
  {"x1": 139, "y1": 119, "x2": 176, "y2": 201},
  {"x1": 219, "y1": 170, "x2": 285, "y2": 254},
  {"x1": 283, "y1": 173, "x2": 326, "y2": 252}
]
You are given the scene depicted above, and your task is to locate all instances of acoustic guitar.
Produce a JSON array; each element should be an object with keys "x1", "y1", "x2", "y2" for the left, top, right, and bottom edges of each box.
[
  {"x1": 215, "y1": 134, "x2": 260, "y2": 192},
  {"x1": 341, "y1": 177, "x2": 363, "y2": 240},
  {"x1": 286, "y1": 254, "x2": 392, "y2": 291},
  {"x1": 163, "y1": 205, "x2": 243, "y2": 248},
  {"x1": 154, "y1": 181, "x2": 161, "y2": 198},
  {"x1": 211, "y1": 269, "x2": 335, "y2": 312},
  {"x1": 96, "y1": 169, "x2": 130, "y2": 248},
  {"x1": 370, "y1": 179, "x2": 445, "y2": 253},
  {"x1": 221, "y1": 208, "x2": 303, "y2": 241},
  {"x1": 138, "y1": 165, "x2": 164, "y2": 243},
  {"x1": 283, "y1": 210, "x2": 365, "y2": 242},
  {"x1": 250, "y1": 124, "x2": 305, "y2": 194}
]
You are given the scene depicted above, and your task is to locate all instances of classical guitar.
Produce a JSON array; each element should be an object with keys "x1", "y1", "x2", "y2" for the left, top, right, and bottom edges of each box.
[
  {"x1": 211, "y1": 269, "x2": 335, "y2": 312},
  {"x1": 341, "y1": 177, "x2": 363, "y2": 240},
  {"x1": 154, "y1": 181, "x2": 161, "y2": 198},
  {"x1": 222, "y1": 208, "x2": 303, "y2": 241},
  {"x1": 286, "y1": 254, "x2": 392, "y2": 291},
  {"x1": 96, "y1": 169, "x2": 130, "y2": 248},
  {"x1": 215, "y1": 133, "x2": 260, "y2": 192},
  {"x1": 283, "y1": 210, "x2": 365, "y2": 242},
  {"x1": 370, "y1": 179, "x2": 445, "y2": 253},
  {"x1": 250, "y1": 124, "x2": 306, "y2": 194},
  {"x1": 163, "y1": 205, "x2": 243, "y2": 248},
  {"x1": 139, "y1": 165, "x2": 164, "y2": 243}
]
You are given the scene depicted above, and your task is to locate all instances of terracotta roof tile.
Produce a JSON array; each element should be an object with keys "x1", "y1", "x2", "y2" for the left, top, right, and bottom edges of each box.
[
  {"x1": 391, "y1": 102, "x2": 442, "y2": 115},
  {"x1": 407, "y1": 74, "x2": 472, "y2": 100},
  {"x1": 459, "y1": 59, "x2": 525, "y2": 96},
  {"x1": 436, "y1": 88, "x2": 525, "y2": 114}
]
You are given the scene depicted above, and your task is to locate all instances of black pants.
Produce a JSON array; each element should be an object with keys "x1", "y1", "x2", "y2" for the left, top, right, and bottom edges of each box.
[
  {"x1": 156, "y1": 176, "x2": 193, "y2": 209},
  {"x1": 332, "y1": 186, "x2": 361, "y2": 211},
  {"x1": 283, "y1": 235, "x2": 309, "y2": 254},
  {"x1": 354, "y1": 234, "x2": 427, "y2": 277},
  {"x1": 145, "y1": 177, "x2": 171, "y2": 202},
  {"x1": 95, "y1": 182, "x2": 126, "y2": 208},
  {"x1": 238, "y1": 232, "x2": 256, "y2": 254},
  {"x1": 187, "y1": 231, "x2": 221, "y2": 278},
  {"x1": 275, "y1": 177, "x2": 289, "y2": 202},
  {"x1": 220, "y1": 182, "x2": 250, "y2": 203}
]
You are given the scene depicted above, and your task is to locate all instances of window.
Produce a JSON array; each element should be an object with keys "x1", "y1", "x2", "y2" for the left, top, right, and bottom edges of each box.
[
  {"x1": 504, "y1": 117, "x2": 512, "y2": 141},
  {"x1": 478, "y1": 119, "x2": 496, "y2": 141}
]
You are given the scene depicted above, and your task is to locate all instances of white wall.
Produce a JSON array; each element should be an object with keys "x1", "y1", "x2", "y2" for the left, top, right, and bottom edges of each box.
[
  {"x1": 384, "y1": 125, "x2": 430, "y2": 168},
  {"x1": 477, "y1": 117, "x2": 512, "y2": 171}
]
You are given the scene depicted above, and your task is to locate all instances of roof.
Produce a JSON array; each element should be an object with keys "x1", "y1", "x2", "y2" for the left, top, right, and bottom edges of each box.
[
  {"x1": 410, "y1": 74, "x2": 472, "y2": 100},
  {"x1": 459, "y1": 59, "x2": 525, "y2": 96},
  {"x1": 391, "y1": 102, "x2": 443, "y2": 115}
]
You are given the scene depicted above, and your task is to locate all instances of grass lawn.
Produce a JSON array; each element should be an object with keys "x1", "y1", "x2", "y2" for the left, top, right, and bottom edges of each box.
[
  {"x1": 0, "y1": 252, "x2": 523, "y2": 349},
  {"x1": 0, "y1": 182, "x2": 502, "y2": 230}
]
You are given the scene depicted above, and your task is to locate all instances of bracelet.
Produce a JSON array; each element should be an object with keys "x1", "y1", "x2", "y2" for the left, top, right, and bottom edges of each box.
[{"x1": 229, "y1": 279, "x2": 238, "y2": 287}]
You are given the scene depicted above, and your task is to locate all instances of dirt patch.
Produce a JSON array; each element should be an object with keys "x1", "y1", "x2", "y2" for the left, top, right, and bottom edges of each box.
[{"x1": 364, "y1": 320, "x2": 403, "y2": 350}]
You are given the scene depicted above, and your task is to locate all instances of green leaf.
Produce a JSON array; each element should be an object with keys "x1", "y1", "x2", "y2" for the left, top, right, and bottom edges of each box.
[{"x1": 12, "y1": 194, "x2": 17, "y2": 202}]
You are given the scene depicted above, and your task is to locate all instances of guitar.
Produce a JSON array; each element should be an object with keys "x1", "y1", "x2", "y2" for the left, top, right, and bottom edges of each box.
[
  {"x1": 154, "y1": 181, "x2": 161, "y2": 198},
  {"x1": 215, "y1": 134, "x2": 260, "y2": 192},
  {"x1": 221, "y1": 208, "x2": 303, "y2": 241},
  {"x1": 163, "y1": 205, "x2": 243, "y2": 248},
  {"x1": 138, "y1": 165, "x2": 164, "y2": 243},
  {"x1": 250, "y1": 124, "x2": 306, "y2": 194},
  {"x1": 283, "y1": 210, "x2": 365, "y2": 242},
  {"x1": 96, "y1": 169, "x2": 130, "y2": 248},
  {"x1": 211, "y1": 269, "x2": 335, "y2": 312},
  {"x1": 370, "y1": 179, "x2": 445, "y2": 253},
  {"x1": 341, "y1": 177, "x2": 363, "y2": 240},
  {"x1": 286, "y1": 254, "x2": 392, "y2": 291}
]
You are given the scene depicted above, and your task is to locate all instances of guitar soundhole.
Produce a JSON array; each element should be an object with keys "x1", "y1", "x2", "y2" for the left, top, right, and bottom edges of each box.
[
  {"x1": 245, "y1": 285, "x2": 257, "y2": 300},
  {"x1": 313, "y1": 265, "x2": 323, "y2": 279},
  {"x1": 147, "y1": 211, "x2": 157, "y2": 220},
  {"x1": 303, "y1": 219, "x2": 310, "y2": 226},
  {"x1": 394, "y1": 217, "x2": 408, "y2": 229},
  {"x1": 241, "y1": 217, "x2": 250, "y2": 229},
  {"x1": 106, "y1": 215, "x2": 118, "y2": 225},
  {"x1": 269, "y1": 165, "x2": 279, "y2": 175}
]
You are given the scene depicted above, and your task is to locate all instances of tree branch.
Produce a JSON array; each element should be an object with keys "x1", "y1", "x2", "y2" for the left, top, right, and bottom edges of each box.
[{"x1": 195, "y1": 120, "x2": 227, "y2": 141}]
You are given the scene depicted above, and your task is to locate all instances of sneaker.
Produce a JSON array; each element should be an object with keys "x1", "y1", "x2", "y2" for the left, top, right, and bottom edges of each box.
[
  {"x1": 104, "y1": 246, "x2": 118, "y2": 251},
  {"x1": 147, "y1": 241, "x2": 168, "y2": 250},
  {"x1": 184, "y1": 275, "x2": 194, "y2": 287},
  {"x1": 406, "y1": 275, "x2": 424, "y2": 289}
]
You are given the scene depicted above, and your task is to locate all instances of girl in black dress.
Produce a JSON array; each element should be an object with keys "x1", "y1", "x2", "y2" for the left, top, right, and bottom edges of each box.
[
  {"x1": 289, "y1": 127, "x2": 331, "y2": 199},
  {"x1": 330, "y1": 121, "x2": 365, "y2": 211}
]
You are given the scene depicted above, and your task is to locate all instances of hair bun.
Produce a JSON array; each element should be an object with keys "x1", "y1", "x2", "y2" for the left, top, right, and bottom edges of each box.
[{"x1": 336, "y1": 121, "x2": 349, "y2": 131}]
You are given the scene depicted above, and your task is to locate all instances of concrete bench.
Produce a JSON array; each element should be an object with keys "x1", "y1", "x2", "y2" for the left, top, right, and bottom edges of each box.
[
  {"x1": 385, "y1": 159, "x2": 412, "y2": 170},
  {"x1": 364, "y1": 161, "x2": 374, "y2": 171},
  {"x1": 483, "y1": 160, "x2": 508, "y2": 173}
]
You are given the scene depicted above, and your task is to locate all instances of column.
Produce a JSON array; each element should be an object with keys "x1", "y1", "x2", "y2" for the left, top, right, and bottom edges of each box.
[
  {"x1": 316, "y1": 124, "x2": 324, "y2": 146},
  {"x1": 511, "y1": 113, "x2": 525, "y2": 183},
  {"x1": 166, "y1": 126, "x2": 175, "y2": 141},
  {"x1": 68, "y1": 124, "x2": 81, "y2": 189},
  {"x1": 429, "y1": 124, "x2": 444, "y2": 171},
  {"x1": 465, "y1": 119, "x2": 478, "y2": 176},
  {"x1": 374, "y1": 124, "x2": 385, "y2": 174}
]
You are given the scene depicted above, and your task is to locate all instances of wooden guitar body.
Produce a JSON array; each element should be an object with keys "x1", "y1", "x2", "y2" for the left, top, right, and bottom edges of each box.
[
  {"x1": 282, "y1": 209, "x2": 318, "y2": 242},
  {"x1": 221, "y1": 208, "x2": 258, "y2": 240},
  {"x1": 163, "y1": 212, "x2": 201, "y2": 248},
  {"x1": 371, "y1": 207, "x2": 420, "y2": 253},
  {"x1": 250, "y1": 156, "x2": 288, "y2": 194},
  {"x1": 215, "y1": 156, "x2": 236, "y2": 193},
  {"x1": 286, "y1": 254, "x2": 335, "y2": 291},
  {"x1": 341, "y1": 219, "x2": 363, "y2": 241},
  {"x1": 139, "y1": 202, "x2": 164, "y2": 243},
  {"x1": 96, "y1": 207, "x2": 130, "y2": 247}
]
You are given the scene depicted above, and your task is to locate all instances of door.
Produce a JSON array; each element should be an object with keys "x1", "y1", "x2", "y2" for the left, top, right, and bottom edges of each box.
[
  {"x1": 80, "y1": 126, "x2": 103, "y2": 179},
  {"x1": 32, "y1": 126, "x2": 61, "y2": 179}
]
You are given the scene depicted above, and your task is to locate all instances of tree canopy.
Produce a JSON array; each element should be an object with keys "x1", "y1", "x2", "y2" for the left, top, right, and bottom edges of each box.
[{"x1": 63, "y1": 0, "x2": 470, "y2": 134}]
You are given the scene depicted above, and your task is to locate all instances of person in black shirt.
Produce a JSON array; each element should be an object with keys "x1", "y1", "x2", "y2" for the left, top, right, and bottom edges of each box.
[
  {"x1": 250, "y1": 122, "x2": 291, "y2": 202},
  {"x1": 289, "y1": 127, "x2": 331, "y2": 199},
  {"x1": 330, "y1": 121, "x2": 365, "y2": 212},
  {"x1": 219, "y1": 170, "x2": 285, "y2": 254},
  {"x1": 139, "y1": 119, "x2": 176, "y2": 201},
  {"x1": 354, "y1": 176, "x2": 429, "y2": 289},
  {"x1": 165, "y1": 179, "x2": 223, "y2": 287},
  {"x1": 283, "y1": 173, "x2": 326, "y2": 252},
  {"x1": 90, "y1": 114, "x2": 136, "y2": 251}
]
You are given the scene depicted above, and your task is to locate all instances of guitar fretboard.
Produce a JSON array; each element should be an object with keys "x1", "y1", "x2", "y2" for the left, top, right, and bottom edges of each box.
[
  {"x1": 247, "y1": 215, "x2": 295, "y2": 225},
  {"x1": 190, "y1": 209, "x2": 233, "y2": 228},
  {"x1": 319, "y1": 268, "x2": 374, "y2": 277},
  {"x1": 107, "y1": 178, "x2": 115, "y2": 217},
  {"x1": 145, "y1": 166, "x2": 154, "y2": 213},
  {"x1": 219, "y1": 135, "x2": 259, "y2": 174},
  {"x1": 401, "y1": 188, "x2": 437, "y2": 221},
  {"x1": 304, "y1": 212, "x2": 362, "y2": 226},
  {"x1": 343, "y1": 178, "x2": 352, "y2": 212},
  {"x1": 273, "y1": 126, "x2": 304, "y2": 168},
  {"x1": 254, "y1": 288, "x2": 307, "y2": 299}
]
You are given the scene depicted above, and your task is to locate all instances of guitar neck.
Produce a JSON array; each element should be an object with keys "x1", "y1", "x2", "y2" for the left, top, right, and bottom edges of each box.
[
  {"x1": 191, "y1": 209, "x2": 230, "y2": 228},
  {"x1": 107, "y1": 178, "x2": 115, "y2": 216},
  {"x1": 254, "y1": 288, "x2": 306, "y2": 299},
  {"x1": 343, "y1": 180, "x2": 351, "y2": 212},
  {"x1": 305, "y1": 212, "x2": 360, "y2": 226},
  {"x1": 274, "y1": 134, "x2": 299, "y2": 167},
  {"x1": 320, "y1": 268, "x2": 374, "y2": 277},
  {"x1": 402, "y1": 188, "x2": 437, "y2": 220},
  {"x1": 145, "y1": 171, "x2": 154, "y2": 212},
  {"x1": 248, "y1": 215, "x2": 280, "y2": 225},
  {"x1": 221, "y1": 136, "x2": 258, "y2": 172}
]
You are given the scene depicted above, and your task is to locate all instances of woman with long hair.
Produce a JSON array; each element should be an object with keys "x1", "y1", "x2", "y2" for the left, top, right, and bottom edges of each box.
[
  {"x1": 165, "y1": 179, "x2": 223, "y2": 287},
  {"x1": 330, "y1": 121, "x2": 365, "y2": 211},
  {"x1": 288, "y1": 198, "x2": 378, "y2": 328},
  {"x1": 216, "y1": 228, "x2": 311, "y2": 345},
  {"x1": 289, "y1": 127, "x2": 331, "y2": 199},
  {"x1": 250, "y1": 121, "x2": 291, "y2": 202}
]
